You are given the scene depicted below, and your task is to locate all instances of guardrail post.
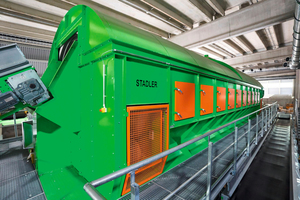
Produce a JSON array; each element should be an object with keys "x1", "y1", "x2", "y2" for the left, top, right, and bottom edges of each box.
[
  {"x1": 265, "y1": 109, "x2": 267, "y2": 132},
  {"x1": 271, "y1": 105, "x2": 274, "y2": 122},
  {"x1": 255, "y1": 114, "x2": 258, "y2": 145},
  {"x1": 233, "y1": 126, "x2": 238, "y2": 175},
  {"x1": 247, "y1": 119, "x2": 250, "y2": 156},
  {"x1": 269, "y1": 108, "x2": 272, "y2": 127},
  {"x1": 261, "y1": 110, "x2": 264, "y2": 137},
  {"x1": 13, "y1": 113, "x2": 18, "y2": 138},
  {"x1": 130, "y1": 171, "x2": 139, "y2": 200},
  {"x1": 206, "y1": 142, "x2": 213, "y2": 200}
]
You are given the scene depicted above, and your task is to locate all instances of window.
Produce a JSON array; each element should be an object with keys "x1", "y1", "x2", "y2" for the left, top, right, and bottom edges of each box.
[{"x1": 259, "y1": 79, "x2": 293, "y2": 98}]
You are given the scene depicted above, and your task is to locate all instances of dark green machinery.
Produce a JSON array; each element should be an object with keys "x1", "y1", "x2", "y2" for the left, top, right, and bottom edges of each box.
[{"x1": 0, "y1": 5, "x2": 263, "y2": 200}]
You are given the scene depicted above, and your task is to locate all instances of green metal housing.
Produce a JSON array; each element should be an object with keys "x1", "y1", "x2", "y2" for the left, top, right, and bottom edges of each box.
[{"x1": 17, "y1": 5, "x2": 264, "y2": 199}]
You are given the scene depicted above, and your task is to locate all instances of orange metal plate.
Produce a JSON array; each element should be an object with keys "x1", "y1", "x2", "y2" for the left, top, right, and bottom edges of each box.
[
  {"x1": 236, "y1": 89, "x2": 241, "y2": 108},
  {"x1": 248, "y1": 91, "x2": 251, "y2": 105},
  {"x1": 228, "y1": 88, "x2": 235, "y2": 110},
  {"x1": 123, "y1": 105, "x2": 169, "y2": 195},
  {"x1": 175, "y1": 81, "x2": 195, "y2": 121},
  {"x1": 200, "y1": 85, "x2": 214, "y2": 115},
  {"x1": 217, "y1": 87, "x2": 226, "y2": 112},
  {"x1": 243, "y1": 90, "x2": 247, "y2": 107}
]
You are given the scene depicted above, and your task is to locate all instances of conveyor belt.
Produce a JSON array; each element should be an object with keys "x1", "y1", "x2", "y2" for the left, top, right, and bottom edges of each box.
[
  {"x1": 0, "y1": 149, "x2": 46, "y2": 200},
  {"x1": 231, "y1": 119, "x2": 291, "y2": 200},
  {"x1": 120, "y1": 117, "x2": 264, "y2": 200}
]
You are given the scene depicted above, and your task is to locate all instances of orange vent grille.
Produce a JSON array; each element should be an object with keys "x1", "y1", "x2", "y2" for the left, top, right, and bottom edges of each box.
[{"x1": 122, "y1": 105, "x2": 169, "y2": 195}]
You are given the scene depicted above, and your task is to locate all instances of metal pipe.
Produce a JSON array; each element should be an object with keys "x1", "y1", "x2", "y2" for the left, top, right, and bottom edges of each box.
[
  {"x1": 83, "y1": 183, "x2": 105, "y2": 200},
  {"x1": 289, "y1": 0, "x2": 300, "y2": 69}
]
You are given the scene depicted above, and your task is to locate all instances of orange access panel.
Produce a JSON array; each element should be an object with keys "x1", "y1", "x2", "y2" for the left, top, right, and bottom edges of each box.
[
  {"x1": 200, "y1": 85, "x2": 214, "y2": 115},
  {"x1": 216, "y1": 87, "x2": 226, "y2": 112},
  {"x1": 248, "y1": 91, "x2": 251, "y2": 105},
  {"x1": 228, "y1": 88, "x2": 235, "y2": 110},
  {"x1": 174, "y1": 81, "x2": 195, "y2": 121},
  {"x1": 236, "y1": 89, "x2": 241, "y2": 108},
  {"x1": 243, "y1": 91, "x2": 247, "y2": 106}
]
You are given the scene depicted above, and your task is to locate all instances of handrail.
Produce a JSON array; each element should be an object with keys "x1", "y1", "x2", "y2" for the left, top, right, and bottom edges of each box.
[{"x1": 84, "y1": 102, "x2": 277, "y2": 200}]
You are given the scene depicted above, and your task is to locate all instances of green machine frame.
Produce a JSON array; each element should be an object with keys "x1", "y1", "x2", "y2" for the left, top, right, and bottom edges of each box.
[{"x1": 0, "y1": 5, "x2": 264, "y2": 200}]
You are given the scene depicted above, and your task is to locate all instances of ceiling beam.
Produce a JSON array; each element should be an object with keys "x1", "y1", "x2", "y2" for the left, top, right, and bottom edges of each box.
[
  {"x1": 0, "y1": 1, "x2": 61, "y2": 26},
  {"x1": 141, "y1": 0, "x2": 193, "y2": 29},
  {"x1": 224, "y1": 46, "x2": 292, "y2": 68},
  {"x1": 223, "y1": 39, "x2": 245, "y2": 55},
  {"x1": 189, "y1": 0, "x2": 213, "y2": 22},
  {"x1": 64, "y1": 0, "x2": 169, "y2": 37},
  {"x1": 199, "y1": 47, "x2": 225, "y2": 59},
  {"x1": 169, "y1": 0, "x2": 294, "y2": 48},
  {"x1": 265, "y1": 26, "x2": 279, "y2": 49},
  {"x1": 90, "y1": 0, "x2": 181, "y2": 35},
  {"x1": 119, "y1": 0, "x2": 186, "y2": 32},
  {"x1": 205, "y1": 0, "x2": 225, "y2": 16},
  {"x1": 36, "y1": 0, "x2": 73, "y2": 10},
  {"x1": 0, "y1": 21, "x2": 54, "y2": 42},
  {"x1": 248, "y1": 69, "x2": 296, "y2": 78},
  {"x1": 254, "y1": 30, "x2": 268, "y2": 50},
  {"x1": 231, "y1": 36, "x2": 254, "y2": 54},
  {"x1": 7, "y1": 0, "x2": 67, "y2": 17},
  {"x1": 207, "y1": 44, "x2": 234, "y2": 58},
  {"x1": 237, "y1": 62, "x2": 285, "y2": 70}
]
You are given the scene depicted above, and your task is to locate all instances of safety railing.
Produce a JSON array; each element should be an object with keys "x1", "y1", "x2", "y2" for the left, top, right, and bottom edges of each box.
[
  {"x1": 84, "y1": 102, "x2": 278, "y2": 200},
  {"x1": 291, "y1": 99, "x2": 300, "y2": 199}
]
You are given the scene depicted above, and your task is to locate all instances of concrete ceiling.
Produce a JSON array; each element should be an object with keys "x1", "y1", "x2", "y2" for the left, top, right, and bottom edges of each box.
[{"x1": 0, "y1": 0, "x2": 295, "y2": 79}]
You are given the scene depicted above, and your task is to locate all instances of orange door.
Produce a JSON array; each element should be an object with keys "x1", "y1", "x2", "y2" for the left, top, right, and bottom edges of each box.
[
  {"x1": 217, "y1": 87, "x2": 226, "y2": 112},
  {"x1": 174, "y1": 81, "x2": 195, "y2": 121},
  {"x1": 236, "y1": 89, "x2": 241, "y2": 108},
  {"x1": 228, "y1": 88, "x2": 235, "y2": 110},
  {"x1": 243, "y1": 90, "x2": 247, "y2": 106},
  {"x1": 252, "y1": 91, "x2": 255, "y2": 105},
  {"x1": 248, "y1": 91, "x2": 251, "y2": 105},
  {"x1": 123, "y1": 105, "x2": 169, "y2": 195},
  {"x1": 200, "y1": 85, "x2": 214, "y2": 115}
]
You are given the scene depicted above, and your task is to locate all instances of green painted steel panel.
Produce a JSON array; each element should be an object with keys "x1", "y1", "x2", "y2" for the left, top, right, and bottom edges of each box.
[
  {"x1": 126, "y1": 60, "x2": 168, "y2": 105},
  {"x1": 12, "y1": 5, "x2": 265, "y2": 200}
]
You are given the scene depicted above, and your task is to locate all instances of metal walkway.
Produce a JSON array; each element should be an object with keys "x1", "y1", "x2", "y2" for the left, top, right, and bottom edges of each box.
[
  {"x1": 120, "y1": 116, "x2": 265, "y2": 200},
  {"x1": 231, "y1": 118, "x2": 291, "y2": 200},
  {"x1": 0, "y1": 149, "x2": 46, "y2": 200}
]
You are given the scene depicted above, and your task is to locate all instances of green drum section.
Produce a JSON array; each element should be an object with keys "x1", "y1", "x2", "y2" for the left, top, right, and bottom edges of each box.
[{"x1": 33, "y1": 5, "x2": 263, "y2": 200}]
